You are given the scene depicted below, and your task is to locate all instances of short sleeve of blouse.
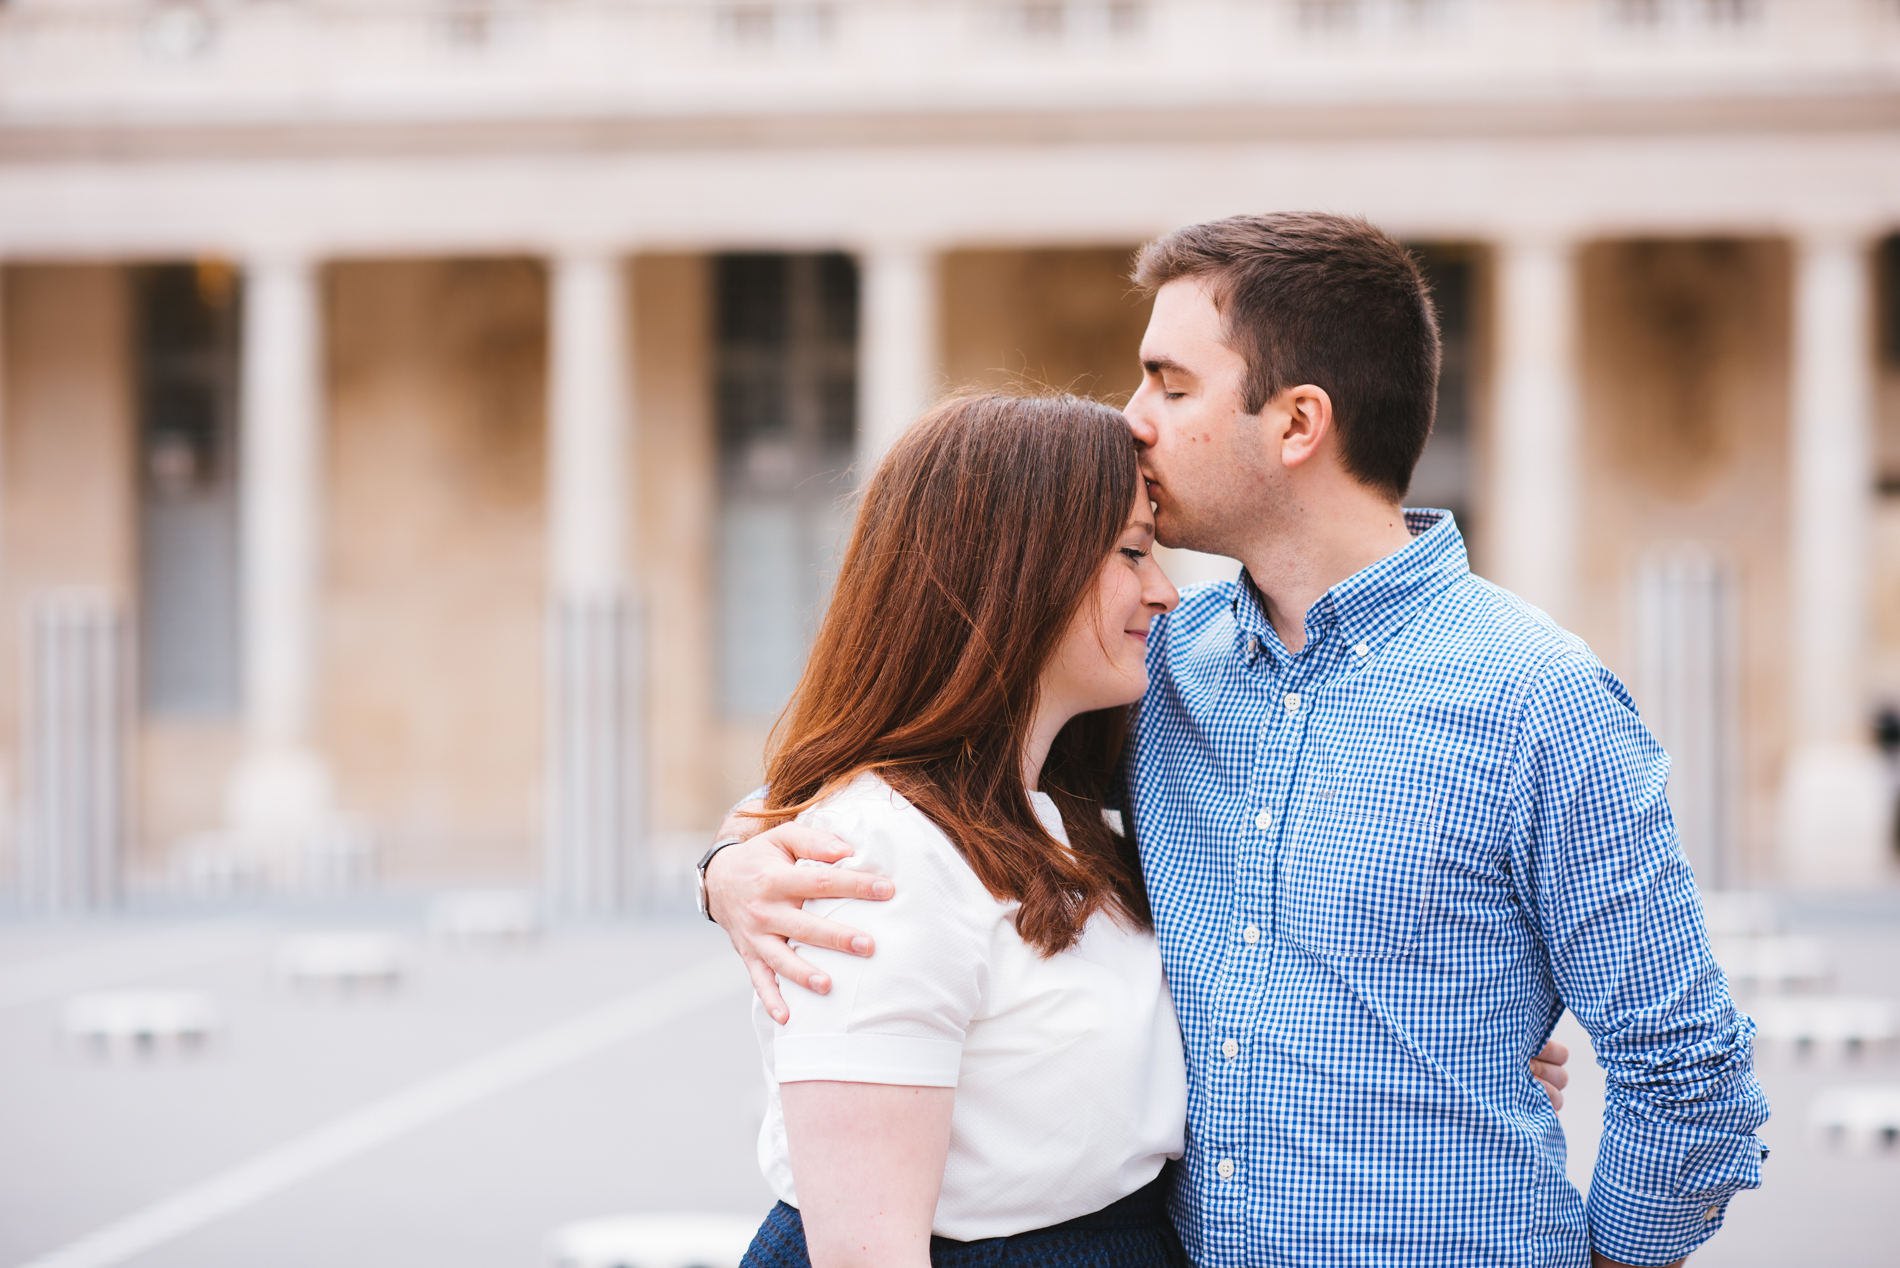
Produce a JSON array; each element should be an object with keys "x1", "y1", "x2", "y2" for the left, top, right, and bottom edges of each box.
[{"x1": 771, "y1": 778, "x2": 998, "y2": 1089}]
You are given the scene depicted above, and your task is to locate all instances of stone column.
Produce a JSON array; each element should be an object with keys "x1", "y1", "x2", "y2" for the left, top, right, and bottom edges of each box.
[
  {"x1": 1487, "y1": 237, "x2": 1580, "y2": 625},
  {"x1": 224, "y1": 254, "x2": 338, "y2": 879},
  {"x1": 544, "y1": 252, "x2": 644, "y2": 913},
  {"x1": 21, "y1": 592, "x2": 127, "y2": 912},
  {"x1": 1779, "y1": 231, "x2": 1890, "y2": 886},
  {"x1": 856, "y1": 245, "x2": 940, "y2": 472}
]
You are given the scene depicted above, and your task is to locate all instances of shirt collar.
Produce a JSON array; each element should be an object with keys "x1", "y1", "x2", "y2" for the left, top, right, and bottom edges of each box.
[{"x1": 1231, "y1": 509, "x2": 1469, "y2": 662}]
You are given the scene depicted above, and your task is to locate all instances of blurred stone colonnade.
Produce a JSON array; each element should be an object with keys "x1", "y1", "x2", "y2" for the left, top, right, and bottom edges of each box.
[{"x1": 0, "y1": 0, "x2": 1898, "y2": 909}]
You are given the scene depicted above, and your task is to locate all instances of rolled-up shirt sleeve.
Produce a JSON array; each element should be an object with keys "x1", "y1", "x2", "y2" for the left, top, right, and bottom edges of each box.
[
  {"x1": 772, "y1": 782, "x2": 995, "y2": 1089},
  {"x1": 1506, "y1": 651, "x2": 1770, "y2": 1267}
]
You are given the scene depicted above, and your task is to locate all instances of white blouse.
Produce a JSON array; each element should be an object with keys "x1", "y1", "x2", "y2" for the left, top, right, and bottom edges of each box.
[{"x1": 752, "y1": 772, "x2": 1187, "y2": 1242}]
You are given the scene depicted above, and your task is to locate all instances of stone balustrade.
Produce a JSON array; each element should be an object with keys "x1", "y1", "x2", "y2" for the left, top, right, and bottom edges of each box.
[{"x1": 0, "y1": 0, "x2": 1894, "y2": 124}]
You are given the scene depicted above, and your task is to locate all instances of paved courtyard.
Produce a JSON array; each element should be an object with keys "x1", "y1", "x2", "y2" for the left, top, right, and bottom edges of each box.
[{"x1": 0, "y1": 893, "x2": 1894, "y2": 1268}]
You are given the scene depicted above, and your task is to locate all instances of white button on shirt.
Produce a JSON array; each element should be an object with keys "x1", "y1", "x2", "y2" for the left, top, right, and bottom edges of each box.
[
  {"x1": 1353, "y1": 642, "x2": 1369, "y2": 657},
  {"x1": 1283, "y1": 692, "x2": 1302, "y2": 713},
  {"x1": 1217, "y1": 1159, "x2": 1236, "y2": 1179},
  {"x1": 1222, "y1": 1038, "x2": 1239, "y2": 1059},
  {"x1": 1253, "y1": 810, "x2": 1273, "y2": 832},
  {"x1": 754, "y1": 774, "x2": 1188, "y2": 1242},
  {"x1": 1243, "y1": 925, "x2": 1261, "y2": 945}
]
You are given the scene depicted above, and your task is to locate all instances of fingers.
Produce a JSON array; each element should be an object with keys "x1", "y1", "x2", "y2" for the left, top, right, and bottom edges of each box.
[
  {"x1": 778, "y1": 912, "x2": 875, "y2": 958},
  {"x1": 706, "y1": 833, "x2": 883, "y2": 936},
  {"x1": 748, "y1": 957, "x2": 791, "y2": 1025},
  {"x1": 1531, "y1": 1035, "x2": 1572, "y2": 1111},
  {"x1": 755, "y1": 937, "x2": 833, "y2": 997},
  {"x1": 711, "y1": 824, "x2": 893, "y2": 913},
  {"x1": 738, "y1": 824, "x2": 891, "y2": 903},
  {"x1": 763, "y1": 862, "x2": 892, "y2": 905},
  {"x1": 1528, "y1": 1058, "x2": 1571, "y2": 1092},
  {"x1": 1529, "y1": 1039, "x2": 1572, "y2": 1108},
  {"x1": 771, "y1": 823, "x2": 863, "y2": 866}
]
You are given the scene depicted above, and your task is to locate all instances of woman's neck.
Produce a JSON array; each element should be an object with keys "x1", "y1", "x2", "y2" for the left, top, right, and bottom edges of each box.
[{"x1": 1021, "y1": 697, "x2": 1074, "y2": 793}]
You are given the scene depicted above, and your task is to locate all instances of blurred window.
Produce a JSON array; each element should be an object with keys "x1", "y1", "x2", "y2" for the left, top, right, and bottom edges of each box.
[
  {"x1": 1297, "y1": 0, "x2": 1360, "y2": 32},
  {"x1": 1613, "y1": 0, "x2": 1665, "y2": 27},
  {"x1": 715, "y1": 253, "x2": 859, "y2": 719},
  {"x1": 1406, "y1": 245, "x2": 1476, "y2": 536},
  {"x1": 135, "y1": 263, "x2": 241, "y2": 718},
  {"x1": 996, "y1": 0, "x2": 1143, "y2": 40},
  {"x1": 1609, "y1": 0, "x2": 1761, "y2": 30},
  {"x1": 714, "y1": 4, "x2": 834, "y2": 48}
]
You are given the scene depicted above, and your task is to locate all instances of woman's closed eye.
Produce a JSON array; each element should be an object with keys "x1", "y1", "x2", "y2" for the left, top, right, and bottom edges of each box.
[{"x1": 1120, "y1": 547, "x2": 1148, "y2": 563}]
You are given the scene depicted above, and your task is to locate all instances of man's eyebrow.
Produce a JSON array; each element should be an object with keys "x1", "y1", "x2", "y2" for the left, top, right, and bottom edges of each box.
[{"x1": 1141, "y1": 355, "x2": 1192, "y2": 377}]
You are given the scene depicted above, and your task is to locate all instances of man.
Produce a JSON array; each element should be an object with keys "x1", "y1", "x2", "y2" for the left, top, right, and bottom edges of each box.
[{"x1": 704, "y1": 212, "x2": 1768, "y2": 1267}]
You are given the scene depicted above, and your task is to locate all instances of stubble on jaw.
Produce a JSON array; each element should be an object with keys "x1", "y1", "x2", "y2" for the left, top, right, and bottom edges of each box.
[{"x1": 1148, "y1": 410, "x2": 1275, "y2": 559}]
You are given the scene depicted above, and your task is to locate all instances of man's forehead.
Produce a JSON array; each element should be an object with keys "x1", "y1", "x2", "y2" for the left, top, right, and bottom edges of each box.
[{"x1": 1141, "y1": 278, "x2": 1235, "y2": 365}]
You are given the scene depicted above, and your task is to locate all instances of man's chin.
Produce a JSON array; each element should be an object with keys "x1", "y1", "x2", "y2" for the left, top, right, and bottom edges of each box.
[{"x1": 1154, "y1": 517, "x2": 1206, "y2": 554}]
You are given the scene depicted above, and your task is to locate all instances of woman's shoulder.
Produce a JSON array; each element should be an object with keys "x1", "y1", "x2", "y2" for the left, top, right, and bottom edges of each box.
[
  {"x1": 798, "y1": 773, "x2": 981, "y2": 886},
  {"x1": 800, "y1": 770, "x2": 920, "y2": 830}
]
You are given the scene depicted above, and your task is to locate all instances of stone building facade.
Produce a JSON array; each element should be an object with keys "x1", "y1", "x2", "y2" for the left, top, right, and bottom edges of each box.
[{"x1": 1, "y1": 0, "x2": 1898, "y2": 900}]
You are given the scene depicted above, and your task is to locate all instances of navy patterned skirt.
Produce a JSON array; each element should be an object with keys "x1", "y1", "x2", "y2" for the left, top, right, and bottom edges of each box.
[{"x1": 739, "y1": 1169, "x2": 1189, "y2": 1268}]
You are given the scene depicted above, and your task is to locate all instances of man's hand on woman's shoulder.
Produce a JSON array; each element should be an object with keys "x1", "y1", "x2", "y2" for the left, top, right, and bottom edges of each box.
[{"x1": 704, "y1": 801, "x2": 892, "y2": 1023}]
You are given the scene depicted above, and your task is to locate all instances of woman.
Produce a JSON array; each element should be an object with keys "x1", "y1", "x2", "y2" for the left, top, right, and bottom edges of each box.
[{"x1": 740, "y1": 393, "x2": 1189, "y2": 1268}]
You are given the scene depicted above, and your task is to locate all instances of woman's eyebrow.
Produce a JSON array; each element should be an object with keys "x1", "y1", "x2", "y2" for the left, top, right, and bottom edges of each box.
[{"x1": 1128, "y1": 518, "x2": 1156, "y2": 538}]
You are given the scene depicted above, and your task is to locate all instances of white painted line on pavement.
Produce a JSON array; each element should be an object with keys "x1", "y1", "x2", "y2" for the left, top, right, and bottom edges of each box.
[
  {"x1": 0, "y1": 920, "x2": 263, "y2": 1013},
  {"x1": 14, "y1": 955, "x2": 746, "y2": 1268}
]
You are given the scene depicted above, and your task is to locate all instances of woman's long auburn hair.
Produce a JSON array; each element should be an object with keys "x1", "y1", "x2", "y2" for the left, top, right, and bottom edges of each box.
[{"x1": 759, "y1": 392, "x2": 1152, "y2": 955}]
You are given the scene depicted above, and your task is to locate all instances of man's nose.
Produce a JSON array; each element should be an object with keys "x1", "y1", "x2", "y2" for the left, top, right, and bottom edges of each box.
[{"x1": 1124, "y1": 395, "x2": 1158, "y2": 449}]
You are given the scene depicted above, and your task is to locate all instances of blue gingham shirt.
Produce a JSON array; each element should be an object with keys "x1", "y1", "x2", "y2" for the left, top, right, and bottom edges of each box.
[{"x1": 1131, "y1": 510, "x2": 1768, "y2": 1268}]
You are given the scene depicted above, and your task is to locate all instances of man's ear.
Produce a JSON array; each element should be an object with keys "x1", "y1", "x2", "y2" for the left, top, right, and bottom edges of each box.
[{"x1": 1278, "y1": 384, "x2": 1334, "y2": 470}]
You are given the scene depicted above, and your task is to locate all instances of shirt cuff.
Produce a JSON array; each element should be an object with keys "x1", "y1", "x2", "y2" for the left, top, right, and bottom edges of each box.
[
  {"x1": 1586, "y1": 1173, "x2": 1731, "y2": 1266},
  {"x1": 728, "y1": 785, "x2": 769, "y2": 818},
  {"x1": 774, "y1": 1033, "x2": 962, "y2": 1087}
]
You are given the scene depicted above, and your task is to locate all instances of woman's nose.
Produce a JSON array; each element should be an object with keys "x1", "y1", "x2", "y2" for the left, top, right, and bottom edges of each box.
[{"x1": 1147, "y1": 575, "x2": 1179, "y2": 612}]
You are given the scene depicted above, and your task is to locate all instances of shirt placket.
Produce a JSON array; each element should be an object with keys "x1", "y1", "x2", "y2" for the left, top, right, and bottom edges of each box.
[{"x1": 1205, "y1": 626, "x2": 1328, "y2": 1253}]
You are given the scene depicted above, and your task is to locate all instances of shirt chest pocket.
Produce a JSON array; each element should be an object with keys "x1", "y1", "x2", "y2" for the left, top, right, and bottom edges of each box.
[{"x1": 1277, "y1": 800, "x2": 1440, "y2": 958}]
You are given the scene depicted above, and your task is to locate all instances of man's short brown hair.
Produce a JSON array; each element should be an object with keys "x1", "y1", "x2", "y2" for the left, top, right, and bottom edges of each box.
[{"x1": 1132, "y1": 212, "x2": 1440, "y2": 501}]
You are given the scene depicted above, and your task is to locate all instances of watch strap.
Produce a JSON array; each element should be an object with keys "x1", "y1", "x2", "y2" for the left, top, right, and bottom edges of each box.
[{"x1": 696, "y1": 837, "x2": 746, "y2": 922}]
